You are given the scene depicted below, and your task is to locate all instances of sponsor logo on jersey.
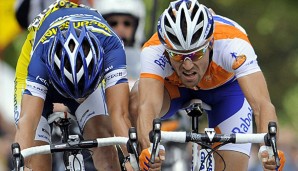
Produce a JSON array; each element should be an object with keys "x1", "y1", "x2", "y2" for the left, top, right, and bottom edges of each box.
[
  {"x1": 231, "y1": 107, "x2": 252, "y2": 134},
  {"x1": 37, "y1": 134, "x2": 50, "y2": 142},
  {"x1": 36, "y1": 76, "x2": 49, "y2": 86},
  {"x1": 14, "y1": 80, "x2": 20, "y2": 123},
  {"x1": 232, "y1": 55, "x2": 246, "y2": 70},
  {"x1": 200, "y1": 149, "x2": 214, "y2": 171},
  {"x1": 27, "y1": 84, "x2": 47, "y2": 94},
  {"x1": 40, "y1": 19, "x2": 111, "y2": 43},
  {"x1": 106, "y1": 72, "x2": 123, "y2": 81},
  {"x1": 105, "y1": 65, "x2": 114, "y2": 72},
  {"x1": 154, "y1": 55, "x2": 168, "y2": 70}
]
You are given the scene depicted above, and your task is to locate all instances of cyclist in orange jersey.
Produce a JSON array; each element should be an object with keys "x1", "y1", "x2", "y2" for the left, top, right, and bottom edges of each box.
[{"x1": 129, "y1": 0, "x2": 285, "y2": 170}]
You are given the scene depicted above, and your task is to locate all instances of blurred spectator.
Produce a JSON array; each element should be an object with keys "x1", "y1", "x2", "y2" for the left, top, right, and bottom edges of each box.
[
  {"x1": 0, "y1": 1, "x2": 19, "y2": 170},
  {"x1": 94, "y1": 0, "x2": 146, "y2": 88},
  {"x1": 94, "y1": 0, "x2": 145, "y2": 48}
]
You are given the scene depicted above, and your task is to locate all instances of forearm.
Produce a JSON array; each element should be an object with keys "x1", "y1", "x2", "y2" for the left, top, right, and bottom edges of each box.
[
  {"x1": 15, "y1": 116, "x2": 37, "y2": 166},
  {"x1": 15, "y1": 117, "x2": 36, "y2": 149},
  {"x1": 137, "y1": 105, "x2": 158, "y2": 150},
  {"x1": 254, "y1": 102, "x2": 278, "y2": 134},
  {"x1": 111, "y1": 111, "x2": 131, "y2": 155}
]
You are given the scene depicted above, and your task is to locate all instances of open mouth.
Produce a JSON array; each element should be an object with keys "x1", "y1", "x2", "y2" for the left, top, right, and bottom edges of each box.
[
  {"x1": 183, "y1": 71, "x2": 197, "y2": 77},
  {"x1": 182, "y1": 71, "x2": 197, "y2": 81}
]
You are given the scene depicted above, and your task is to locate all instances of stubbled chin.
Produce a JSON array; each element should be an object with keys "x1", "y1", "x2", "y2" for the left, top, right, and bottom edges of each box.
[{"x1": 181, "y1": 77, "x2": 199, "y2": 88}]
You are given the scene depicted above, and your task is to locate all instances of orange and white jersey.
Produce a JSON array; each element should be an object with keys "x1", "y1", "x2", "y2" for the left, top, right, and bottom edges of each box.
[{"x1": 140, "y1": 14, "x2": 261, "y2": 90}]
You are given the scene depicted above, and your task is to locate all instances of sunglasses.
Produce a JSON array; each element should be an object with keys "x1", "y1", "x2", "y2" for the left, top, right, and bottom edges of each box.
[
  {"x1": 108, "y1": 20, "x2": 133, "y2": 28},
  {"x1": 166, "y1": 45, "x2": 209, "y2": 62}
]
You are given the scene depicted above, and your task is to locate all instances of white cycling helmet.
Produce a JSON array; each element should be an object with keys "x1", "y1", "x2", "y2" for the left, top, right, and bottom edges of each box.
[
  {"x1": 94, "y1": 0, "x2": 146, "y2": 47},
  {"x1": 157, "y1": 0, "x2": 214, "y2": 52}
]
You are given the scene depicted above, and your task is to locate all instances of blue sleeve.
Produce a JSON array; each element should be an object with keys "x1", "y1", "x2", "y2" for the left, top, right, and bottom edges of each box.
[{"x1": 24, "y1": 44, "x2": 49, "y2": 99}]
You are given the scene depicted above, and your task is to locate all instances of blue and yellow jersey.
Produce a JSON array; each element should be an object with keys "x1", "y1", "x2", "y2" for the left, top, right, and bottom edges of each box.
[{"x1": 14, "y1": 0, "x2": 127, "y2": 121}]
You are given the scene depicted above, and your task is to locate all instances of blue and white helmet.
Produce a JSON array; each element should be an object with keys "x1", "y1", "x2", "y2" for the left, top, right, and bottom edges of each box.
[
  {"x1": 47, "y1": 22, "x2": 104, "y2": 99},
  {"x1": 157, "y1": 0, "x2": 214, "y2": 53}
]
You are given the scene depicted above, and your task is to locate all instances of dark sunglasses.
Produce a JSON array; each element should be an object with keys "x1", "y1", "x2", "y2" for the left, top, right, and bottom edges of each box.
[
  {"x1": 166, "y1": 45, "x2": 208, "y2": 62},
  {"x1": 108, "y1": 20, "x2": 133, "y2": 27}
]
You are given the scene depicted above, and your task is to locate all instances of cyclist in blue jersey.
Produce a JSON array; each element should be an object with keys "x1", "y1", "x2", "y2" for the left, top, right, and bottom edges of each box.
[{"x1": 13, "y1": 1, "x2": 132, "y2": 170}]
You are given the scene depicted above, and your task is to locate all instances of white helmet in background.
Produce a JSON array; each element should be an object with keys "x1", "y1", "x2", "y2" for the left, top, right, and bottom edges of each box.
[{"x1": 94, "y1": 0, "x2": 146, "y2": 47}]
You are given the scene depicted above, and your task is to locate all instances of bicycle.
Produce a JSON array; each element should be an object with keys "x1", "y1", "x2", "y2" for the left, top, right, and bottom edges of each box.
[
  {"x1": 149, "y1": 100, "x2": 281, "y2": 171},
  {"x1": 11, "y1": 111, "x2": 140, "y2": 171}
]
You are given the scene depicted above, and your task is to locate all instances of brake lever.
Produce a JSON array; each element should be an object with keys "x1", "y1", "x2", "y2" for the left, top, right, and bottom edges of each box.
[
  {"x1": 268, "y1": 122, "x2": 280, "y2": 167},
  {"x1": 11, "y1": 143, "x2": 24, "y2": 171},
  {"x1": 266, "y1": 122, "x2": 280, "y2": 167},
  {"x1": 149, "y1": 118, "x2": 161, "y2": 163},
  {"x1": 127, "y1": 127, "x2": 139, "y2": 166}
]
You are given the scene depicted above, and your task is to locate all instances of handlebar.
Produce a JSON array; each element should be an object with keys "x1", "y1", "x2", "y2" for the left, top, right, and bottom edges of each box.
[
  {"x1": 11, "y1": 136, "x2": 129, "y2": 170},
  {"x1": 150, "y1": 118, "x2": 281, "y2": 168}
]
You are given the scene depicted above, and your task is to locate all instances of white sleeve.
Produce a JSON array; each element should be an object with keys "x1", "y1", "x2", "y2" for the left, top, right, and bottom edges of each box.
[
  {"x1": 215, "y1": 38, "x2": 261, "y2": 78},
  {"x1": 140, "y1": 45, "x2": 172, "y2": 79}
]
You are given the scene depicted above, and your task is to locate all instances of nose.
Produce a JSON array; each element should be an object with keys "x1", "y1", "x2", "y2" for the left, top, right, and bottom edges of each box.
[{"x1": 182, "y1": 58, "x2": 194, "y2": 70}]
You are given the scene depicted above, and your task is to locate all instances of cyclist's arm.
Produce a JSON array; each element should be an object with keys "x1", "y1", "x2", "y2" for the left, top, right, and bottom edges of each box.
[
  {"x1": 237, "y1": 71, "x2": 278, "y2": 136},
  {"x1": 14, "y1": 94, "x2": 44, "y2": 166},
  {"x1": 137, "y1": 77, "x2": 165, "y2": 150},
  {"x1": 237, "y1": 71, "x2": 282, "y2": 170},
  {"x1": 106, "y1": 82, "x2": 131, "y2": 154}
]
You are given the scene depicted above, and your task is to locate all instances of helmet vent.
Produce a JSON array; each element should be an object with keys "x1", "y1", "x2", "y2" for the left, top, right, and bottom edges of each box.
[
  {"x1": 82, "y1": 38, "x2": 91, "y2": 56},
  {"x1": 166, "y1": 29, "x2": 180, "y2": 46},
  {"x1": 64, "y1": 54, "x2": 71, "y2": 74},
  {"x1": 168, "y1": 7, "x2": 176, "y2": 20},
  {"x1": 186, "y1": 1, "x2": 192, "y2": 9},
  {"x1": 91, "y1": 39, "x2": 98, "y2": 57},
  {"x1": 68, "y1": 39, "x2": 76, "y2": 52},
  {"x1": 54, "y1": 63, "x2": 61, "y2": 79},
  {"x1": 191, "y1": 12, "x2": 204, "y2": 44},
  {"x1": 164, "y1": 16, "x2": 178, "y2": 45},
  {"x1": 76, "y1": 53, "x2": 83, "y2": 73},
  {"x1": 191, "y1": 3, "x2": 199, "y2": 20},
  {"x1": 180, "y1": 9, "x2": 187, "y2": 41},
  {"x1": 174, "y1": 2, "x2": 181, "y2": 10},
  {"x1": 55, "y1": 41, "x2": 63, "y2": 58}
]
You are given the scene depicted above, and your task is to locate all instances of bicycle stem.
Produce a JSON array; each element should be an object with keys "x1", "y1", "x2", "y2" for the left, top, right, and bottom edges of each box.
[{"x1": 185, "y1": 102, "x2": 204, "y2": 133}]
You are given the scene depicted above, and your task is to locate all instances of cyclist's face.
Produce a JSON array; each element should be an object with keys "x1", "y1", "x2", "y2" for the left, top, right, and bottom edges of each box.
[
  {"x1": 170, "y1": 48, "x2": 210, "y2": 88},
  {"x1": 106, "y1": 15, "x2": 136, "y2": 46}
]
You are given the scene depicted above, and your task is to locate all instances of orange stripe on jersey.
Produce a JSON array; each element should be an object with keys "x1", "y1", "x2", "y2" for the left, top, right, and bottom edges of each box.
[
  {"x1": 140, "y1": 73, "x2": 164, "y2": 82},
  {"x1": 199, "y1": 61, "x2": 234, "y2": 90},
  {"x1": 142, "y1": 32, "x2": 162, "y2": 49},
  {"x1": 214, "y1": 23, "x2": 251, "y2": 44}
]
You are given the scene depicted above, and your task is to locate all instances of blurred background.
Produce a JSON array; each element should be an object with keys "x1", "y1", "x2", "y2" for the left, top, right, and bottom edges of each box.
[{"x1": 1, "y1": 0, "x2": 298, "y2": 170}]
